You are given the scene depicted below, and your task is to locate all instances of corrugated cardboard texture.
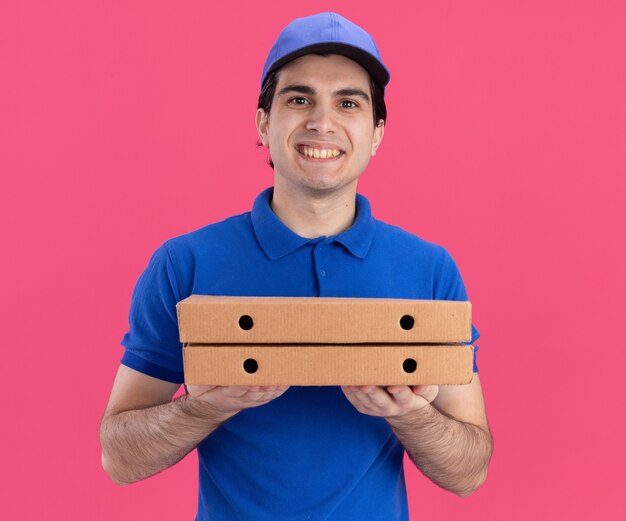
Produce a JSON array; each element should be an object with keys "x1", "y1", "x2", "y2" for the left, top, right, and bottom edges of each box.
[
  {"x1": 183, "y1": 344, "x2": 474, "y2": 386},
  {"x1": 177, "y1": 295, "x2": 471, "y2": 344}
]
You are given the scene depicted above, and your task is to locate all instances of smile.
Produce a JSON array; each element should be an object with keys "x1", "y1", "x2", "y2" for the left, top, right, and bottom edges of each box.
[{"x1": 297, "y1": 145, "x2": 342, "y2": 159}]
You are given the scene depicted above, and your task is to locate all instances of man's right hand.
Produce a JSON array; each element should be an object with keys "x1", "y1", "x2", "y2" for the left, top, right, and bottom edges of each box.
[
  {"x1": 100, "y1": 366, "x2": 290, "y2": 485},
  {"x1": 185, "y1": 385, "x2": 290, "y2": 418}
]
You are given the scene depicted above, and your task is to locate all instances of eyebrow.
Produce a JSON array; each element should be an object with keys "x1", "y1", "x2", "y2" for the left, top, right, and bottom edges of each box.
[
  {"x1": 335, "y1": 88, "x2": 370, "y2": 103},
  {"x1": 277, "y1": 84, "x2": 316, "y2": 97},
  {"x1": 277, "y1": 84, "x2": 371, "y2": 103}
]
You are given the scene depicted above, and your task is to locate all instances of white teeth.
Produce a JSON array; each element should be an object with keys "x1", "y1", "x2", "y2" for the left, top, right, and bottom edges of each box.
[{"x1": 299, "y1": 146, "x2": 340, "y2": 159}]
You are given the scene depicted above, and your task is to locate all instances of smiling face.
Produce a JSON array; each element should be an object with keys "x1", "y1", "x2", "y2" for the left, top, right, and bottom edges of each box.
[{"x1": 256, "y1": 54, "x2": 384, "y2": 198}]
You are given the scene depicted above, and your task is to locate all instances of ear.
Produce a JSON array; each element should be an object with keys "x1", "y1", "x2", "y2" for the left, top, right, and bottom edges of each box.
[
  {"x1": 256, "y1": 108, "x2": 269, "y2": 147},
  {"x1": 371, "y1": 120, "x2": 385, "y2": 157}
]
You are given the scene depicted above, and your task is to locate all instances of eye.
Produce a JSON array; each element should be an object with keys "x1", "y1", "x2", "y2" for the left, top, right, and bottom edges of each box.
[
  {"x1": 288, "y1": 96, "x2": 309, "y2": 105},
  {"x1": 340, "y1": 99, "x2": 359, "y2": 109}
]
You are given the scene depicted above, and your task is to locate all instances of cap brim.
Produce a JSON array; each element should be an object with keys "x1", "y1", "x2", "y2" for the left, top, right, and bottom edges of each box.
[{"x1": 264, "y1": 42, "x2": 390, "y2": 91}]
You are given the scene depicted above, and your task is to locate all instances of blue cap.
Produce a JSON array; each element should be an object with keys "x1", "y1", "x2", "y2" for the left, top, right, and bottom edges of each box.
[{"x1": 261, "y1": 12, "x2": 390, "y2": 91}]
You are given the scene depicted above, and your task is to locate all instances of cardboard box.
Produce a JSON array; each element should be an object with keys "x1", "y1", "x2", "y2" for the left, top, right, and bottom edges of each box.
[
  {"x1": 183, "y1": 344, "x2": 474, "y2": 385},
  {"x1": 177, "y1": 295, "x2": 471, "y2": 344},
  {"x1": 177, "y1": 296, "x2": 474, "y2": 386}
]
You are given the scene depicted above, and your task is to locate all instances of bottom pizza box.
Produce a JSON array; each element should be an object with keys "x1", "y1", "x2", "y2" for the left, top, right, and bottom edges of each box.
[{"x1": 183, "y1": 344, "x2": 474, "y2": 386}]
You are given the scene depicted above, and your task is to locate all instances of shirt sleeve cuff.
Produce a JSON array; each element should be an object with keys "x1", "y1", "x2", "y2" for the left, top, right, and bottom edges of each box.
[
  {"x1": 472, "y1": 345, "x2": 480, "y2": 373},
  {"x1": 120, "y1": 351, "x2": 185, "y2": 383}
]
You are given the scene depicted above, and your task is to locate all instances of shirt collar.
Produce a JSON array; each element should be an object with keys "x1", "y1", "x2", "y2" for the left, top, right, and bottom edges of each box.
[
  {"x1": 251, "y1": 187, "x2": 376, "y2": 261},
  {"x1": 332, "y1": 192, "x2": 376, "y2": 259}
]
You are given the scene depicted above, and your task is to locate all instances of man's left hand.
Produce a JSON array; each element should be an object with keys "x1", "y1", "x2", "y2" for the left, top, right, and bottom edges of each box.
[{"x1": 341, "y1": 385, "x2": 439, "y2": 419}]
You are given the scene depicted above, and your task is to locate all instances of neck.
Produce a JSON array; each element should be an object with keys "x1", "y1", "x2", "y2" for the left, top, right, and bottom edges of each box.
[{"x1": 270, "y1": 183, "x2": 358, "y2": 238}]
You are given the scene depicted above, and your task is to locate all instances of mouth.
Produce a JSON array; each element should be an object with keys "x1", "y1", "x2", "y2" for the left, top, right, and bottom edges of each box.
[{"x1": 296, "y1": 144, "x2": 343, "y2": 160}]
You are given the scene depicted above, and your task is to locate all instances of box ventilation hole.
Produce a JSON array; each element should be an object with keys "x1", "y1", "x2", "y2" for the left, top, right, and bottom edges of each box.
[
  {"x1": 400, "y1": 315, "x2": 415, "y2": 330},
  {"x1": 239, "y1": 315, "x2": 254, "y2": 330},
  {"x1": 243, "y1": 358, "x2": 258, "y2": 374},
  {"x1": 402, "y1": 358, "x2": 417, "y2": 373}
]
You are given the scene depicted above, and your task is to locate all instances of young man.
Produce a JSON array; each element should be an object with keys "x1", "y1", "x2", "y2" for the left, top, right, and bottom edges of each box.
[{"x1": 100, "y1": 12, "x2": 493, "y2": 520}]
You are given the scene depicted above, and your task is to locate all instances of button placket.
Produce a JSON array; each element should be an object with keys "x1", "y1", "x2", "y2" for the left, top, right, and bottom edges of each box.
[{"x1": 314, "y1": 241, "x2": 327, "y2": 282}]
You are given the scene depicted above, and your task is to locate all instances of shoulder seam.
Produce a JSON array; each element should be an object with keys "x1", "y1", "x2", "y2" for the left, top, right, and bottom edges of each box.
[{"x1": 162, "y1": 241, "x2": 183, "y2": 303}]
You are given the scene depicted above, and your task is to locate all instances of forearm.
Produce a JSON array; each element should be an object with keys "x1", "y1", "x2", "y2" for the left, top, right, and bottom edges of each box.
[
  {"x1": 100, "y1": 394, "x2": 232, "y2": 485},
  {"x1": 387, "y1": 404, "x2": 493, "y2": 496}
]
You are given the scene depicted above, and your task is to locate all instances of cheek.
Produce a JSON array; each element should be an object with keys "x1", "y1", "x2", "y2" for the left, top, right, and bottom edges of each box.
[
  {"x1": 355, "y1": 131, "x2": 377, "y2": 157},
  {"x1": 268, "y1": 122, "x2": 295, "y2": 148}
]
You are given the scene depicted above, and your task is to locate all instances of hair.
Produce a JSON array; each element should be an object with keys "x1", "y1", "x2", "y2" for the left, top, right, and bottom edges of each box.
[{"x1": 257, "y1": 57, "x2": 387, "y2": 167}]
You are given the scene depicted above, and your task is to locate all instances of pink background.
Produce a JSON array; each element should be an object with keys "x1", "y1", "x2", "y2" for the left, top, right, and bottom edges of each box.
[{"x1": 2, "y1": 1, "x2": 625, "y2": 519}]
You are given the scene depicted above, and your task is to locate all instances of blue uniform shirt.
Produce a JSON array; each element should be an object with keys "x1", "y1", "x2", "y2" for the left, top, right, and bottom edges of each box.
[{"x1": 121, "y1": 187, "x2": 480, "y2": 521}]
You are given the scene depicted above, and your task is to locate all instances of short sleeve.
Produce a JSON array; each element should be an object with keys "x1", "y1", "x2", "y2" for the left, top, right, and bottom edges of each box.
[
  {"x1": 434, "y1": 247, "x2": 481, "y2": 372},
  {"x1": 120, "y1": 242, "x2": 185, "y2": 383}
]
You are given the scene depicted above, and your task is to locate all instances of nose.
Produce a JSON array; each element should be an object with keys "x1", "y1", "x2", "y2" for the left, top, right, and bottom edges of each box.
[{"x1": 305, "y1": 103, "x2": 336, "y2": 134}]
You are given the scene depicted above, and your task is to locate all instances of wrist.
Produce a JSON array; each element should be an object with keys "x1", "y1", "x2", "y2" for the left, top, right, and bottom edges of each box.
[
  {"x1": 179, "y1": 394, "x2": 234, "y2": 424},
  {"x1": 386, "y1": 402, "x2": 437, "y2": 429}
]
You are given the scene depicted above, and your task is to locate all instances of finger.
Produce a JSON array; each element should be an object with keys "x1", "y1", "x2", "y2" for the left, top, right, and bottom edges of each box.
[
  {"x1": 242, "y1": 388, "x2": 288, "y2": 403},
  {"x1": 222, "y1": 385, "x2": 280, "y2": 398},
  {"x1": 186, "y1": 385, "x2": 217, "y2": 397},
  {"x1": 241, "y1": 390, "x2": 272, "y2": 402},
  {"x1": 268, "y1": 385, "x2": 290, "y2": 392},
  {"x1": 348, "y1": 388, "x2": 374, "y2": 407},
  {"x1": 342, "y1": 386, "x2": 364, "y2": 400},
  {"x1": 345, "y1": 385, "x2": 376, "y2": 393},
  {"x1": 349, "y1": 386, "x2": 393, "y2": 413},
  {"x1": 341, "y1": 387, "x2": 360, "y2": 407},
  {"x1": 221, "y1": 387, "x2": 251, "y2": 398},
  {"x1": 244, "y1": 385, "x2": 289, "y2": 394},
  {"x1": 412, "y1": 385, "x2": 439, "y2": 403},
  {"x1": 259, "y1": 387, "x2": 289, "y2": 400},
  {"x1": 387, "y1": 386, "x2": 416, "y2": 407},
  {"x1": 362, "y1": 386, "x2": 394, "y2": 408},
  {"x1": 342, "y1": 386, "x2": 376, "y2": 411}
]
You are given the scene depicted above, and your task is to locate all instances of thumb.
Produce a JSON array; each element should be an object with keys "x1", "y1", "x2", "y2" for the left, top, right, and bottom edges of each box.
[{"x1": 411, "y1": 385, "x2": 439, "y2": 404}]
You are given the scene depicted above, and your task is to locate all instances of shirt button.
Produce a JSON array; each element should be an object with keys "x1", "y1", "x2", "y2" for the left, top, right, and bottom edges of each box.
[{"x1": 320, "y1": 270, "x2": 327, "y2": 277}]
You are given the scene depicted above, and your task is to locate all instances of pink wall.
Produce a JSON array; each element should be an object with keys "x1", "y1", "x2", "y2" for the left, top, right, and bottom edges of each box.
[{"x1": 2, "y1": 1, "x2": 625, "y2": 519}]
